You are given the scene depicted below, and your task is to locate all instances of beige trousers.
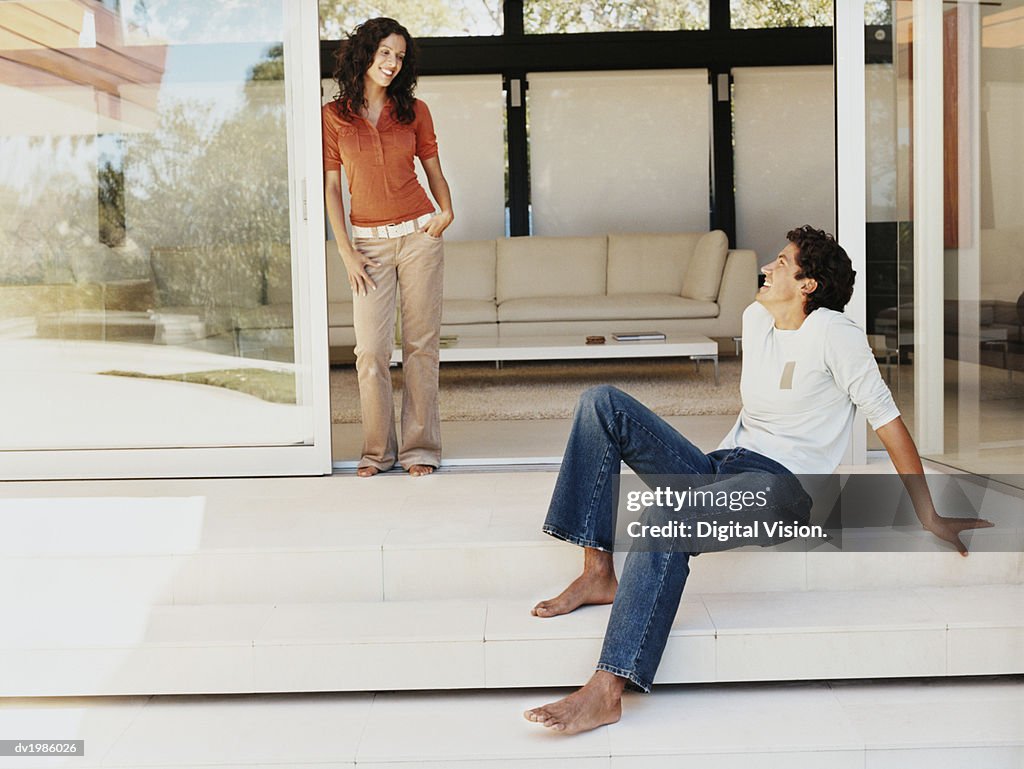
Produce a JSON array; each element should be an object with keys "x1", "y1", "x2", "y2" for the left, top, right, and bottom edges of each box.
[{"x1": 351, "y1": 229, "x2": 444, "y2": 470}]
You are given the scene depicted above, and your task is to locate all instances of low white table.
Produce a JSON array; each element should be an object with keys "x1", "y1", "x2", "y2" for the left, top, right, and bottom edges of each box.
[{"x1": 391, "y1": 333, "x2": 721, "y2": 384}]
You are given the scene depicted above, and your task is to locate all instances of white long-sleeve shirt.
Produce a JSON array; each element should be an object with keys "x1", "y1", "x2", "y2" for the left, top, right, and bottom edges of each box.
[{"x1": 718, "y1": 302, "x2": 900, "y2": 475}]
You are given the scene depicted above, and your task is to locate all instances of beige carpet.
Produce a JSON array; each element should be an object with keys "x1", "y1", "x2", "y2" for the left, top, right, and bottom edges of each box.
[{"x1": 330, "y1": 357, "x2": 741, "y2": 423}]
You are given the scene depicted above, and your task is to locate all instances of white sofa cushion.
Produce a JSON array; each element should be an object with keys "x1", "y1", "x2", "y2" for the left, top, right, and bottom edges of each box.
[
  {"x1": 498, "y1": 294, "x2": 718, "y2": 323},
  {"x1": 607, "y1": 232, "x2": 700, "y2": 296},
  {"x1": 681, "y1": 230, "x2": 728, "y2": 302},
  {"x1": 443, "y1": 240, "x2": 496, "y2": 301},
  {"x1": 497, "y1": 236, "x2": 606, "y2": 303},
  {"x1": 442, "y1": 299, "x2": 497, "y2": 325},
  {"x1": 327, "y1": 300, "x2": 353, "y2": 327}
]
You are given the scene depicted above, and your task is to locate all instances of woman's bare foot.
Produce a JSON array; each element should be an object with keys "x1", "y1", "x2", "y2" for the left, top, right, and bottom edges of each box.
[
  {"x1": 532, "y1": 549, "x2": 616, "y2": 618},
  {"x1": 524, "y1": 671, "x2": 625, "y2": 735},
  {"x1": 356, "y1": 466, "x2": 379, "y2": 478},
  {"x1": 408, "y1": 464, "x2": 435, "y2": 477}
]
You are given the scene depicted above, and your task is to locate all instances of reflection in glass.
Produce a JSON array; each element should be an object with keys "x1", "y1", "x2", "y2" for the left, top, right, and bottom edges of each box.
[
  {"x1": 865, "y1": 0, "x2": 1024, "y2": 482},
  {"x1": 318, "y1": 1, "x2": 503, "y2": 38},
  {"x1": 0, "y1": 0, "x2": 309, "y2": 450},
  {"x1": 525, "y1": 1, "x2": 708, "y2": 34},
  {"x1": 729, "y1": 0, "x2": 832, "y2": 29}
]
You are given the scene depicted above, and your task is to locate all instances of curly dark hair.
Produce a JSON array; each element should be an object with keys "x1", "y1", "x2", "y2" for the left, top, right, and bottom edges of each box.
[
  {"x1": 332, "y1": 17, "x2": 418, "y2": 124},
  {"x1": 786, "y1": 225, "x2": 856, "y2": 315}
]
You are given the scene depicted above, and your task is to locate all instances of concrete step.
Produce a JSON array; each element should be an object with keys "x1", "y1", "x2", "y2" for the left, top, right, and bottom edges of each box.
[
  {"x1": 3, "y1": 490, "x2": 1021, "y2": 606},
  {"x1": 3, "y1": 678, "x2": 1021, "y2": 768},
  {"x1": 2, "y1": 584, "x2": 1020, "y2": 697}
]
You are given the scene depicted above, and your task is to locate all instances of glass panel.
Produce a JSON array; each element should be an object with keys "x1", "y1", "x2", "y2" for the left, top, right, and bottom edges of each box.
[
  {"x1": 733, "y1": 66, "x2": 836, "y2": 270},
  {"x1": 730, "y1": 0, "x2": 833, "y2": 29},
  {"x1": 0, "y1": 0, "x2": 312, "y2": 450},
  {"x1": 941, "y1": 0, "x2": 1024, "y2": 478},
  {"x1": 865, "y1": 2, "x2": 913, "y2": 442},
  {"x1": 866, "y1": 0, "x2": 1024, "y2": 484},
  {"x1": 318, "y1": 1, "x2": 503, "y2": 38},
  {"x1": 528, "y1": 70, "x2": 711, "y2": 236},
  {"x1": 525, "y1": 1, "x2": 709, "y2": 34}
]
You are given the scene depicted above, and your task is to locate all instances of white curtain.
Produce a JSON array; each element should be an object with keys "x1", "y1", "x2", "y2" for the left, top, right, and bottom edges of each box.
[{"x1": 528, "y1": 70, "x2": 711, "y2": 236}]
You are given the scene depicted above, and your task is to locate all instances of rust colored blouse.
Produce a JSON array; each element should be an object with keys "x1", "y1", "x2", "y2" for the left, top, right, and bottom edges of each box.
[{"x1": 321, "y1": 98, "x2": 438, "y2": 228}]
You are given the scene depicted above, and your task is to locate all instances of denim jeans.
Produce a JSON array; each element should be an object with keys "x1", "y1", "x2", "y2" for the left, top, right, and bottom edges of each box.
[{"x1": 542, "y1": 385, "x2": 811, "y2": 692}]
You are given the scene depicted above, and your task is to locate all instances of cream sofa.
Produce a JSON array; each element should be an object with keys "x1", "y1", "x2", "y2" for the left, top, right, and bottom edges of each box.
[{"x1": 327, "y1": 231, "x2": 758, "y2": 347}]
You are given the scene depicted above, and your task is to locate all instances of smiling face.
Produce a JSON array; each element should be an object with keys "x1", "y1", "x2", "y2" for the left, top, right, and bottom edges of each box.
[
  {"x1": 363, "y1": 33, "x2": 406, "y2": 91},
  {"x1": 757, "y1": 242, "x2": 817, "y2": 313}
]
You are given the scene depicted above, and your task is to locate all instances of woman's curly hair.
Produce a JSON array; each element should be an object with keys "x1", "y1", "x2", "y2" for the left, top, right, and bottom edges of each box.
[
  {"x1": 332, "y1": 17, "x2": 418, "y2": 124},
  {"x1": 787, "y1": 225, "x2": 856, "y2": 315}
]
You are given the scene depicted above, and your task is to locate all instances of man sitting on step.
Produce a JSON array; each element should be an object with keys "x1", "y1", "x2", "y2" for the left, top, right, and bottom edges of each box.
[{"x1": 524, "y1": 225, "x2": 992, "y2": 735}]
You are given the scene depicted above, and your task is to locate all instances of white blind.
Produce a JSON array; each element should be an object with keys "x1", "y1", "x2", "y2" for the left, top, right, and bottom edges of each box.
[
  {"x1": 733, "y1": 65, "x2": 836, "y2": 265},
  {"x1": 528, "y1": 70, "x2": 711, "y2": 236}
]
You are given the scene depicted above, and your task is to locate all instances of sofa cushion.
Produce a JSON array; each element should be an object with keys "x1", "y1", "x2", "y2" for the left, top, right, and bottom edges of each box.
[
  {"x1": 443, "y1": 240, "x2": 496, "y2": 301},
  {"x1": 442, "y1": 299, "x2": 497, "y2": 325},
  {"x1": 607, "y1": 232, "x2": 700, "y2": 296},
  {"x1": 498, "y1": 294, "x2": 718, "y2": 323},
  {"x1": 328, "y1": 300, "x2": 353, "y2": 327},
  {"x1": 681, "y1": 230, "x2": 728, "y2": 302},
  {"x1": 497, "y1": 236, "x2": 606, "y2": 303}
]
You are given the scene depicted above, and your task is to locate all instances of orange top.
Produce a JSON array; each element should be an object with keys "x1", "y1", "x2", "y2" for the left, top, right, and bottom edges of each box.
[{"x1": 321, "y1": 98, "x2": 438, "y2": 228}]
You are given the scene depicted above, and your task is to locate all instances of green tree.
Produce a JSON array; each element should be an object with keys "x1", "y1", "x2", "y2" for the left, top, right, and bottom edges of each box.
[
  {"x1": 318, "y1": 0, "x2": 501, "y2": 39},
  {"x1": 525, "y1": 0, "x2": 708, "y2": 33}
]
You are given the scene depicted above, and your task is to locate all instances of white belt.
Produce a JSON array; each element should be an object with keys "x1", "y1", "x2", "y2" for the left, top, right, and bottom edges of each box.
[{"x1": 351, "y1": 213, "x2": 433, "y2": 240}]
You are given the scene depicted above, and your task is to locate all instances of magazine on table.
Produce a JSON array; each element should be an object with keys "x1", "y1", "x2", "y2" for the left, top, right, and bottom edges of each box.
[{"x1": 612, "y1": 331, "x2": 666, "y2": 342}]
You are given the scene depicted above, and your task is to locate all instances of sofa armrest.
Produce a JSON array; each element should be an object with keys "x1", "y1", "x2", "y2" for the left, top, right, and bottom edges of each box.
[{"x1": 716, "y1": 249, "x2": 758, "y2": 338}]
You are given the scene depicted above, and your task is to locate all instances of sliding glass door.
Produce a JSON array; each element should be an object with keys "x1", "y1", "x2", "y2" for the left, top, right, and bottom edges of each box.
[{"x1": 0, "y1": 0, "x2": 330, "y2": 478}]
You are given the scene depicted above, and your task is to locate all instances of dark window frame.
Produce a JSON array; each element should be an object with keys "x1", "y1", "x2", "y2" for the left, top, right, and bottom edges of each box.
[{"x1": 320, "y1": 2, "x2": 891, "y2": 240}]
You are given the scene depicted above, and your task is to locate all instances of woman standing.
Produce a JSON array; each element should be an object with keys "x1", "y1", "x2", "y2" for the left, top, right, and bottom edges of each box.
[{"x1": 323, "y1": 17, "x2": 453, "y2": 477}]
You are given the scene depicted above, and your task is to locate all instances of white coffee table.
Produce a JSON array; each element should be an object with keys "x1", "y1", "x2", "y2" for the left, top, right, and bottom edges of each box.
[{"x1": 391, "y1": 333, "x2": 721, "y2": 384}]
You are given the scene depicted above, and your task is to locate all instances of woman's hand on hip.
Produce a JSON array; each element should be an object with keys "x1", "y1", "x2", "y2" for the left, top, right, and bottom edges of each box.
[
  {"x1": 339, "y1": 244, "x2": 380, "y2": 297},
  {"x1": 423, "y1": 210, "x2": 454, "y2": 239}
]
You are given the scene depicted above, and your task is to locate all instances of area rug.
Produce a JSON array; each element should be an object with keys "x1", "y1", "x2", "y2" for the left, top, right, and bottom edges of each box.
[{"x1": 330, "y1": 357, "x2": 742, "y2": 423}]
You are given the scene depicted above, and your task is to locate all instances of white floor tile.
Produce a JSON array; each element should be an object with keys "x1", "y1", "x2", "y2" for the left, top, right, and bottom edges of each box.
[
  {"x1": 0, "y1": 696, "x2": 147, "y2": 768},
  {"x1": 702, "y1": 588, "x2": 944, "y2": 634},
  {"x1": 831, "y1": 678, "x2": 1024, "y2": 750},
  {"x1": 807, "y1": 550, "x2": 1022, "y2": 591},
  {"x1": 606, "y1": 683, "x2": 864, "y2": 756},
  {"x1": 252, "y1": 601, "x2": 488, "y2": 691},
  {"x1": 609, "y1": 750, "x2": 862, "y2": 769},
  {"x1": 100, "y1": 694, "x2": 371, "y2": 767},
  {"x1": 355, "y1": 690, "x2": 611, "y2": 763},
  {"x1": 865, "y1": 746, "x2": 1024, "y2": 769},
  {"x1": 171, "y1": 549, "x2": 383, "y2": 604},
  {"x1": 255, "y1": 600, "x2": 485, "y2": 644}
]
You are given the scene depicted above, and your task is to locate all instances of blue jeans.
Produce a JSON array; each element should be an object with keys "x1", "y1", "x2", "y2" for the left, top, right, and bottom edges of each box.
[{"x1": 542, "y1": 385, "x2": 811, "y2": 692}]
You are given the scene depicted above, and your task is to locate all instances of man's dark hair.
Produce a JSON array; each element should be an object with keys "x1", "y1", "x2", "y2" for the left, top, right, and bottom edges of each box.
[{"x1": 786, "y1": 225, "x2": 856, "y2": 315}]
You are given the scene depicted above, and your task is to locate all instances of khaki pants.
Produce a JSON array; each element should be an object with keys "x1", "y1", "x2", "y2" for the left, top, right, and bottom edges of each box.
[{"x1": 351, "y1": 229, "x2": 444, "y2": 470}]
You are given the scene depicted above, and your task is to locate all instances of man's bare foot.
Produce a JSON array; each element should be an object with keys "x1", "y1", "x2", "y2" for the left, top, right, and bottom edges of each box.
[
  {"x1": 524, "y1": 671, "x2": 625, "y2": 735},
  {"x1": 356, "y1": 466, "x2": 379, "y2": 478},
  {"x1": 532, "y1": 561, "x2": 617, "y2": 618},
  {"x1": 408, "y1": 464, "x2": 435, "y2": 477},
  {"x1": 531, "y1": 570, "x2": 617, "y2": 617}
]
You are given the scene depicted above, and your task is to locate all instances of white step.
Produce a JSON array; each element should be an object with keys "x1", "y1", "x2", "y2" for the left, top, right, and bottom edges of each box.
[
  {"x1": 2, "y1": 585, "x2": 1020, "y2": 697},
  {"x1": 3, "y1": 490, "x2": 1021, "y2": 606},
  {"x1": 1, "y1": 679, "x2": 1020, "y2": 768}
]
